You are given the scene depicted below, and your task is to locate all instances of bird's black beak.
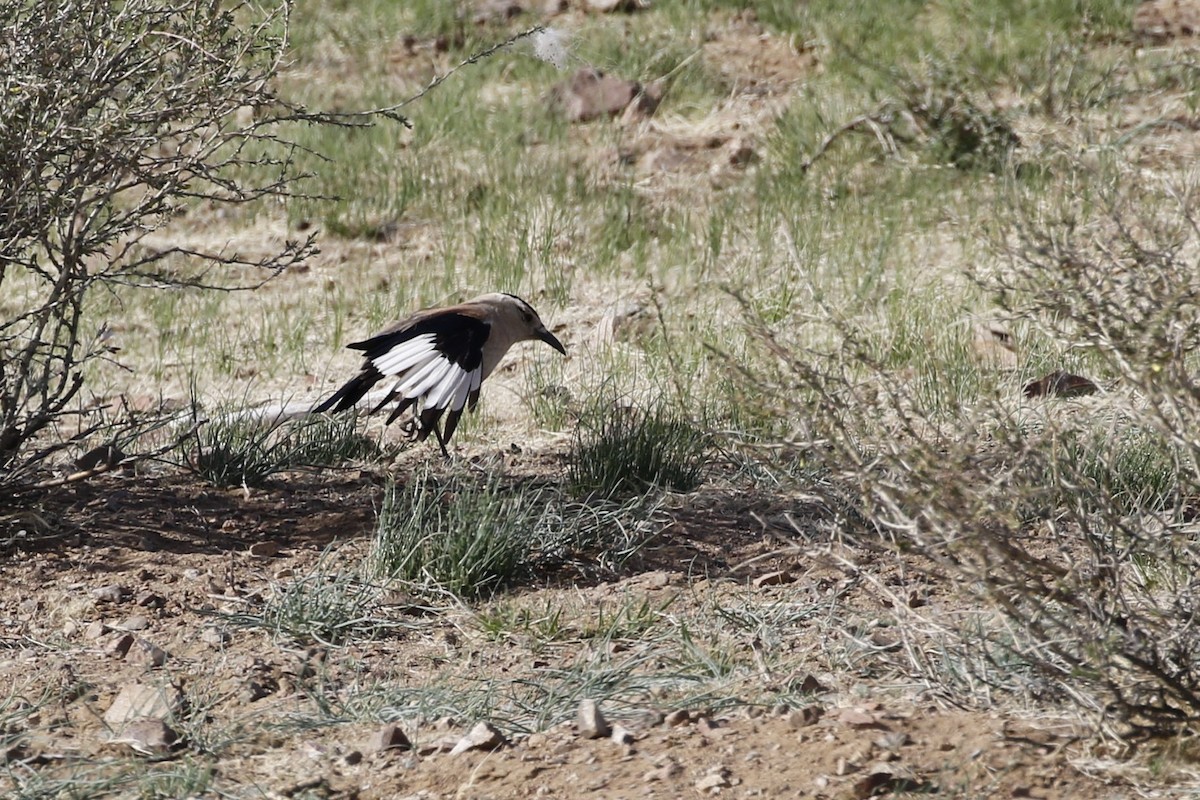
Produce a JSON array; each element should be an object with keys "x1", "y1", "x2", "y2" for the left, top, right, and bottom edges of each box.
[{"x1": 537, "y1": 327, "x2": 566, "y2": 355}]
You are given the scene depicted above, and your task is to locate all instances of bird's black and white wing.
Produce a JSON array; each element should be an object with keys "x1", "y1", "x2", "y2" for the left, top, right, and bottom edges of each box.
[{"x1": 314, "y1": 311, "x2": 488, "y2": 442}]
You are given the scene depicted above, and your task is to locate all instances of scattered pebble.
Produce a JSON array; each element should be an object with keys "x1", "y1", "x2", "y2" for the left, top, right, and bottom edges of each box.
[
  {"x1": 576, "y1": 699, "x2": 611, "y2": 739},
  {"x1": 610, "y1": 724, "x2": 634, "y2": 746},
  {"x1": 136, "y1": 591, "x2": 165, "y2": 609},
  {"x1": 125, "y1": 638, "x2": 168, "y2": 668},
  {"x1": 104, "y1": 682, "x2": 182, "y2": 728},
  {"x1": 643, "y1": 760, "x2": 682, "y2": 782},
  {"x1": 450, "y1": 722, "x2": 507, "y2": 756},
  {"x1": 115, "y1": 615, "x2": 149, "y2": 632},
  {"x1": 367, "y1": 723, "x2": 411, "y2": 753},
  {"x1": 92, "y1": 584, "x2": 125, "y2": 604},
  {"x1": 107, "y1": 717, "x2": 177, "y2": 755},
  {"x1": 664, "y1": 709, "x2": 692, "y2": 727},
  {"x1": 106, "y1": 632, "x2": 135, "y2": 658}
]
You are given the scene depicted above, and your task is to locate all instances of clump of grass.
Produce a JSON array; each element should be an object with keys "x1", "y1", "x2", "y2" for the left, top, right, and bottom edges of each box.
[
  {"x1": 374, "y1": 472, "x2": 538, "y2": 599},
  {"x1": 180, "y1": 410, "x2": 379, "y2": 488},
  {"x1": 373, "y1": 470, "x2": 661, "y2": 599},
  {"x1": 1056, "y1": 426, "x2": 1181, "y2": 515},
  {"x1": 218, "y1": 554, "x2": 411, "y2": 647},
  {"x1": 569, "y1": 401, "x2": 710, "y2": 495}
]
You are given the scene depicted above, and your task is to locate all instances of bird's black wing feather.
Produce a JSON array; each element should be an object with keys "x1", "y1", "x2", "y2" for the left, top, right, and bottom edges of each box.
[
  {"x1": 348, "y1": 312, "x2": 489, "y2": 373},
  {"x1": 315, "y1": 312, "x2": 490, "y2": 444}
]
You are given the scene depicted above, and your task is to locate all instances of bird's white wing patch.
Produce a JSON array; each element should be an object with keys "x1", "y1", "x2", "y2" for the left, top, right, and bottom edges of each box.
[
  {"x1": 426, "y1": 364, "x2": 473, "y2": 410},
  {"x1": 449, "y1": 368, "x2": 478, "y2": 411},
  {"x1": 395, "y1": 354, "x2": 450, "y2": 395},
  {"x1": 371, "y1": 333, "x2": 438, "y2": 376}
]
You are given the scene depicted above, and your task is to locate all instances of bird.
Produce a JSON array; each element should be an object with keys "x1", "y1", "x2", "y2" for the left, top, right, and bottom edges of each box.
[{"x1": 313, "y1": 292, "x2": 566, "y2": 456}]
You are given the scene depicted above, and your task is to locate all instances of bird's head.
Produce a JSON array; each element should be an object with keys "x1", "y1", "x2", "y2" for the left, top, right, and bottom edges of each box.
[{"x1": 476, "y1": 293, "x2": 566, "y2": 355}]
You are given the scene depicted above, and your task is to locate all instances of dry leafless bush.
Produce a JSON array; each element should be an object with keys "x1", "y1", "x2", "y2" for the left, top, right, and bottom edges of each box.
[
  {"x1": 0, "y1": 0, "x2": 324, "y2": 486},
  {"x1": 738, "y1": 170, "x2": 1200, "y2": 741}
]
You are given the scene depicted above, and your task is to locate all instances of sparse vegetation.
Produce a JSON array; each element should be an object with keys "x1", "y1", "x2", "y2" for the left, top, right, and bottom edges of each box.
[
  {"x1": 373, "y1": 469, "x2": 660, "y2": 598},
  {"x1": 7, "y1": 0, "x2": 1200, "y2": 796},
  {"x1": 569, "y1": 399, "x2": 710, "y2": 495},
  {"x1": 179, "y1": 409, "x2": 379, "y2": 488}
]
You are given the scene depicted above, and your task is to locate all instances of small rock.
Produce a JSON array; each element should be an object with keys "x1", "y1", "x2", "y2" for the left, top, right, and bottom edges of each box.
[
  {"x1": 794, "y1": 673, "x2": 826, "y2": 694},
  {"x1": 108, "y1": 717, "x2": 177, "y2": 755},
  {"x1": 125, "y1": 639, "x2": 168, "y2": 668},
  {"x1": 248, "y1": 541, "x2": 281, "y2": 558},
  {"x1": 240, "y1": 680, "x2": 271, "y2": 703},
  {"x1": 136, "y1": 592, "x2": 165, "y2": 609},
  {"x1": 450, "y1": 722, "x2": 507, "y2": 755},
  {"x1": 695, "y1": 768, "x2": 731, "y2": 791},
  {"x1": 106, "y1": 632, "x2": 135, "y2": 658},
  {"x1": 200, "y1": 626, "x2": 228, "y2": 647},
  {"x1": 417, "y1": 735, "x2": 461, "y2": 756},
  {"x1": 343, "y1": 749, "x2": 364, "y2": 766},
  {"x1": 643, "y1": 760, "x2": 682, "y2": 782},
  {"x1": 874, "y1": 731, "x2": 910, "y2": 751},
  {"x1": 664, "y1": 709, "x2": 692, "y2": 727},
  {"x1": 787, "y1": 706, "x2": 824, "y2": 729},
  {"x1": 852, "y1": 766, "x2": 900, "y2": 800},
  {"x1": 576, "y1": 699, "x2": 611, "y2": 739},
  {"x1": 84, "y1": 620, "x2": 107, "y2": 640},
  {"x1": 104, "y1": 682, "x2": 182, "y2": 728},
  {"x1": 549, "y1": 67, "x2": 658, "y2": 123},
  {"x1": 752, "y1": 570, "x2": 794, "y2": 588},
  {"x1": 92, "y1": 584, "x2": 125, "y2": 604},
  {"x1": 115, "y1": 615, "x2": 149, "y2": 632},
  {"x1": 610, "y1": 724, "x2": 634, "y2": 745},
  {"x1": 838, "y1": 707, "x2": 882, "y2": 729},
  {"x1": 367, "y1": 723, "x2": 412, "y2": 753}
]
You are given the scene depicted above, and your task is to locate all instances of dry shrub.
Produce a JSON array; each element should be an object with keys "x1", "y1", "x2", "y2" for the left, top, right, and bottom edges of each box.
[{"x1": 738, "y1": 168, "x2": 1200, "y2": 740}]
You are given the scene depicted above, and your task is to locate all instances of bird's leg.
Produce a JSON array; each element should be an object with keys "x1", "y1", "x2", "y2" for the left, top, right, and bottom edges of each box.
[{"x1": 432, "y1": 423, "x2": 451, "y2": 460}]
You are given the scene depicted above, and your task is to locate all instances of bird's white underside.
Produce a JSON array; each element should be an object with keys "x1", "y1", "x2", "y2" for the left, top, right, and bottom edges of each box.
[{"x1": 369, "y1": 332, "x2": 479, "y2": 413}]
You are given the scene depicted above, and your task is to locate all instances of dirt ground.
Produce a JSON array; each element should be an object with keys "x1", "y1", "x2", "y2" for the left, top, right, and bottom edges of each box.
[
  {"x1": 0, "y1": 465, "x2": 1148, "y2": 799},
  {"x1": 4, "y1": 3, "x2": 1198, "y2": 798}
]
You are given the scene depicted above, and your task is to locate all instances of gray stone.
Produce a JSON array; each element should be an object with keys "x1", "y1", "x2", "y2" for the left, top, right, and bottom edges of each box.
[
  {"x1": 92, "y1": 584, "x2": 125, "y2": 604},
  {"x1": 104, "y1": 682, "x2": 182, "y2": 728},
  {"x1": 108, "y1": 718, "x2": 177, "y2": 754},
  {"x1": 367, "y1": 723, "x2": 411, "y2": 753},
  {"x1": 576, "y1": 699, "x2": 611, "y2": 739},
  {"x1": 125, "y1": 639, "x2": 168, "y2": 668},
  {"x1": 450, "y1": 722, "x2": 507, "y2": 755},
  {"x1": 106, "y1": 632, "x2": 135, "y2": 658}
]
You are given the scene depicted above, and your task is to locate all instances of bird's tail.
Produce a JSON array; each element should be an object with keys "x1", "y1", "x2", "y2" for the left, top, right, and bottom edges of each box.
[{"x1": 312, "y1": 368, "x2": 382, "y2": 414}]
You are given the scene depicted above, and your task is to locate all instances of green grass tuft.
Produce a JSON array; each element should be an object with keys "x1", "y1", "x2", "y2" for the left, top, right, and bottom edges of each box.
[
  {"x1": 373, "y1": 470, "x2": 661, "y2": 599},
  {"x1": 180, "y1": 410, "x2": 379, "y2": 488},
  {"x1": 569, "y1": 401, "x2": 710, "y2": 495}
]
